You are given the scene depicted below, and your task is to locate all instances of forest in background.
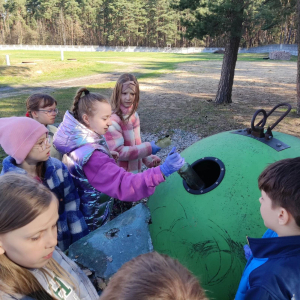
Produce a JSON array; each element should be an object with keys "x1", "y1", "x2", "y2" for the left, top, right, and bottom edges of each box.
[{"x1": 0, "y1": 0, "x2": 297, "y2": 48}]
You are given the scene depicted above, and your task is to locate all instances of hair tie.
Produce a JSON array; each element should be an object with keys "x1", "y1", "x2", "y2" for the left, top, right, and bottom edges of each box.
[
  {"x1": 25, "y1": 112, "x2": 30, "y2": 117},
  {"x1": 84, "y1": 90, "x2": 90, "y2": 96}
]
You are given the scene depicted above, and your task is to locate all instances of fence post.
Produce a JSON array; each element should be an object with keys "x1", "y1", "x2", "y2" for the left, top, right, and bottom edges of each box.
[
  {"x1": 61, "y1": 50, "x2": 64, "y2": 61},
  {"x1": 5, "y1": 55, "x2": 10, "y2": 66}
]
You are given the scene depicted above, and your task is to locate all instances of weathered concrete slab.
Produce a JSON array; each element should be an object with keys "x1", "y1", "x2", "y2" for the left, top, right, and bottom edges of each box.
[{"x1": 68, "y1": 203, "x2": 153, "y2": 281}]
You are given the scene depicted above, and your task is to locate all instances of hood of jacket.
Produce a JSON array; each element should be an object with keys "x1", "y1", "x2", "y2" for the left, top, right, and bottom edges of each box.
[{"x1": 54, "y1": 110, "x2": 110, "y2": 156}]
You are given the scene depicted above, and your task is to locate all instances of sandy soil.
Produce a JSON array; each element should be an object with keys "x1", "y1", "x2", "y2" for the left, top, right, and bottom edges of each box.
[
  {"x1": 137, "y1": 60, "x2": 298, "y2": 137},
  {"x1": 1, "y1": 59, "x2": 298, "y2": 137}
]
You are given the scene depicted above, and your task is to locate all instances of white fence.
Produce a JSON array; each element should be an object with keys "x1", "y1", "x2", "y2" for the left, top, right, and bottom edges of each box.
[
  {"x1": 0, "y1": 44, "x2": 297, "y2": 55},
  {"x1": 0, "y1": 44, "x2": 223, "y2": 53},
  {"x1": 239, "y1": 44, "x2": 298, "y2": 56}
]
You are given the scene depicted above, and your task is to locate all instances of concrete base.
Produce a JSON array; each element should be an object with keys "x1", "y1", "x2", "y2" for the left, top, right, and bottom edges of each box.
[{"x1": 68, "y1": 203, "x2": 153, "y2": 283}]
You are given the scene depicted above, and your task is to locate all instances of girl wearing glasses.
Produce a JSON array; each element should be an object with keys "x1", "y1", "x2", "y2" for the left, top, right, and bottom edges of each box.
[
  {"x1": 26, "y1": 94, "x2": 63, "y2": 161},
  {"x1": 0, "y1": 117, "x2": 89, "y2": 251}
]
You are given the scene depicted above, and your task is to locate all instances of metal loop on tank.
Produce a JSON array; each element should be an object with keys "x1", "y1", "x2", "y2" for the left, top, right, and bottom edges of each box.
[{"x1": 251, "y1": 109, "x2": 267, "y2": 131}]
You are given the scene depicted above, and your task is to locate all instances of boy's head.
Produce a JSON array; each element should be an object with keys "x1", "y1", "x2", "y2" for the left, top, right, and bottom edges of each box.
[
  {"x1": 100, "y1": 251, "x2": 208, "y2": 300},
  {"x1": 258, "y1": 157, "x2": 300, "y2": 235}
]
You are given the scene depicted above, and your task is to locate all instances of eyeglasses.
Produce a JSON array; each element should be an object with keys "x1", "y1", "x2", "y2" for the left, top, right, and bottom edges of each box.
[
  {"x1": 34, "y1": 136, "x2": 51, "y2": 152},
  {"x1": 37, "y1": 108, "x2": 58, "y2": 115}
]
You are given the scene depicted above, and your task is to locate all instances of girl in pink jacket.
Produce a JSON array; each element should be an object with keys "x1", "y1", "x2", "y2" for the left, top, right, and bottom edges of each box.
[
  {"x1": 54, "y1": 87, "x2": 185, "y2": 228},
  {"x1": 104, "y1": 73, "x2": 161, "y2": 174}
]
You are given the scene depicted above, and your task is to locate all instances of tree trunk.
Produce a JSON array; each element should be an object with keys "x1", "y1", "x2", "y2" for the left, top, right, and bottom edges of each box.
[
  {"x1": 297, "y1": 0, "x2": 300, "y2": 114},
  {"x1": 215, "y1": 35, "x2": 240, "y2": 104}
]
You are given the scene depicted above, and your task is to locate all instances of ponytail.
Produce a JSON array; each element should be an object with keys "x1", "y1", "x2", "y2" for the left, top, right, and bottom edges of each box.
[{"x1": 72, "y1": 87, "x2": 109, "y2": 126}]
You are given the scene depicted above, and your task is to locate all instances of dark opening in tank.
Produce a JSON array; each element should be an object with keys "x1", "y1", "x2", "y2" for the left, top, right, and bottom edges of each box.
[{"x1": 183, "y1": 157, "x2": 225, "y2": 195}]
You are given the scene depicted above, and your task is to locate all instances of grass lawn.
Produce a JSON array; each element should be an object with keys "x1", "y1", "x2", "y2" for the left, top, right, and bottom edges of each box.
[
  {"x1": 0, "y1": 51, "x2": 298, "y2": 165},
  {"x1": 1, "y1": 51, "x2": 288, "y2": 87}
]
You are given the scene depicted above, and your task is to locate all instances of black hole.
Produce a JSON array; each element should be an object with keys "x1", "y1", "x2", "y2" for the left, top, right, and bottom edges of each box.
[
  {"x1": 127, "y1": 234, "x2": 130, "y2": 237},
  {"x1": 193, "y1": 160, "x2": 221, "y2": 189},
  {"x1": 182, "y1": 157, "x2": 225, "y2": 195},
  {"x1": 105, "y1": 228, "x2": 120, "y2": 239}
]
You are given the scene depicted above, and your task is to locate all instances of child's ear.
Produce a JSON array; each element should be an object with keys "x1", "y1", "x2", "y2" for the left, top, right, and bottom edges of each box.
[
  {"x1": 0, "y1": 240, "x2": 5, "y2": 255},
  {"x1": 278, "y1": 207, "x2": 289, "y2": 226},
  {"x1": 82, "y1": 114, "x2": 90, "y2": 126},
  {"x1": 31, "y1": 111, "x2": 38, "y2": 119}
]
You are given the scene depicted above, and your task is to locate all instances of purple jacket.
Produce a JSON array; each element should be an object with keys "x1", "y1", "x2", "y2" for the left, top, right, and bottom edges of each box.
[{"x1": 54, "y1": 111, "x2": 164, "y2": 230}]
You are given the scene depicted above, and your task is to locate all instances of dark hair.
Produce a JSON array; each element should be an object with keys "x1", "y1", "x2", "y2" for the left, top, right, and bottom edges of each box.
[
  {"x1": 111, "y1": 73, "x2": 140, "y2": 121},
  {"x1": 258, "y1": 157, "x2": 300, "y2": 227},
  {"x1": 72, "y1": 87, "x2": 109, "y2": 126},
  {"x1": 100, "y1": 252, "x2": 208, "y2": 300},
  {"x1": 26, "y1": 94, "x2": 57, "y2": 117}
]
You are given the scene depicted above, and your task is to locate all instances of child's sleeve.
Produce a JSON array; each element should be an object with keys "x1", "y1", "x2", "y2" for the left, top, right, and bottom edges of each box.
[
  {"x1": 83, "y1": 150, "x2": 165, "y2": 202},
  {"x1": 105, "y1": 114, "x2": 152, "y2": 161},
  {"x1": 244, "y1": 287, "x2": 275, "y2": 300},
  {"x1": 62, "y1": 163, "x2": 89, "y2": 243}
]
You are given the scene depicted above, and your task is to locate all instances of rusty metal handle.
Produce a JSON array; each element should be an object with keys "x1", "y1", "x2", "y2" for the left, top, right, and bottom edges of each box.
[
  {"x1": 251, "y1": 109, "x2": 267, "y2": 132},
  {"x1": 257, "y1": 103, "x2": 291, "y2": 131}
]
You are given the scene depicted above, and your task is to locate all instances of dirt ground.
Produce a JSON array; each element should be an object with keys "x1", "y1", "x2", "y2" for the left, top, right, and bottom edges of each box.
[
  {"x1": 2, "y1": 59, "x2": 298, "y2": 138},
  {"x1": 137, "y1": 60, "x2": 298, "y2": 138}
]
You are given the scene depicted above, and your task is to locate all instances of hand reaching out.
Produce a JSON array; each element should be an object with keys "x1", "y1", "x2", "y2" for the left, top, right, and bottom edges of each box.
[{"x1": 110, "y1": 151, "x2": 119, "y2": 162}]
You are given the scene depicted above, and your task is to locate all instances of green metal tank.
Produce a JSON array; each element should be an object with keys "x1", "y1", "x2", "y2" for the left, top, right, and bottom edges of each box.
[{"x1": 148, "y1": 105, "x2": 300, "y2": 300}]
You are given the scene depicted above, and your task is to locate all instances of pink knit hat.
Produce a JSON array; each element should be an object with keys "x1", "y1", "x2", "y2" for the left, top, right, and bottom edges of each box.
[{"x1": 0, "y1": 117, "x2": 48, "y2": 164}]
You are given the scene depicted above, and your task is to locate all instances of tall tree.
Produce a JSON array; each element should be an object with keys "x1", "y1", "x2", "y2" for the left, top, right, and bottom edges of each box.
[
  {"x1": 174, "y1": 0, "x2": 253, "y2": 104},
  {"x1": 174, "y1": 0, "x2": 296, "y2": 104}
]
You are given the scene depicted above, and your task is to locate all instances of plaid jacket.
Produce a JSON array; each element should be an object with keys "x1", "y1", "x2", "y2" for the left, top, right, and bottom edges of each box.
[
  {"x1": 104, "y1": 111, "x2": 158, "y2": 173},
  {"x1": 1, "y1": 156, "x2": 89, "y2": 251}
]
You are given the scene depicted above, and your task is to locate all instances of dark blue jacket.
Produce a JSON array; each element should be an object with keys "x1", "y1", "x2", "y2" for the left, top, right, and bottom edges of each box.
[
  {"x1": 1, "y1": 156, "x2": 89, "y2": 251},
  {"x1": 235, "y1": 229, "x2": 300, "y2": 300}
]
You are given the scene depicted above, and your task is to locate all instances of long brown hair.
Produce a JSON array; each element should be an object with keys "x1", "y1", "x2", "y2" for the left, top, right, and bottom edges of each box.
[
  {"x1": 110, "y1": 73, "x2": 140, "y2": 121},
  {"x1": 72, "y1": 87, "x2": 109, "y2": 126},
  {"x1": 0, "y1": 173, "x2": 75, "y2": 299},
  {"x1": 100, "y1": 252, "x2": 208, "y2": 300},
  {"x1": 26, "y1": 94, "x2": 57, "y2": 118}
]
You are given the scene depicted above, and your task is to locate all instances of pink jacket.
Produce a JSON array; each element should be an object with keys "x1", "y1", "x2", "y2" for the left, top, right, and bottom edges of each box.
[
  {"x1": 104, "y1": 106, "x2": 159, "y2": 173},
  {"x1": 83, "y1": 150, "x2": 165, "y2": 201}
]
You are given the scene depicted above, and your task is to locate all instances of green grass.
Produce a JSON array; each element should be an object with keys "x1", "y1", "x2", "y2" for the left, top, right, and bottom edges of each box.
[
  {"x1": 1, "y1": 51, "x2": 292, "y2": 87},
  {"x1": 0, "y1": 51, "x2": 297, "y2": 165}
]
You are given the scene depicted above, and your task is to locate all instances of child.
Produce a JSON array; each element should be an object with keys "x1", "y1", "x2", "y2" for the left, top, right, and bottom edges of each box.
[
  {"x1": 235, "y1": 157, "x2": 300, "y2": 300},
  {"x1": 100, "y1": 251, "x2": 209, "y2": 300},
  {"x1": 0, "y1": 117, "x2": 88, "y2": 251},
  {"x1": 0, "y1": 173, "x2": 99, "y2": 300},
  {"x1": 53, "y1": 87, "x2": 185, "y2": 231},
  {"x1": 104, "y1": 73, "x2": 161, "y2": 174},
  {"x1": 26, "y1": 93, "x2": 63, "y2": 161}
]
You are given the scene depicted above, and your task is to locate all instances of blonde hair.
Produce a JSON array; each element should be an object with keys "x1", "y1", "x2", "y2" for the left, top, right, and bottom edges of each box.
[
  {"x1": 100, "y1": 252, "x2": 208, "y2": 300},
  {"x1": 26, "y1": 94, "x2": 57, "y2": 118},
  {"x1": 72, "y1": 87, "x2": 109, "y2": 126},
  {"x1": 111, "y1": 73, "x2": 140, "y2": 121},
  {"x1": 0, "y1": 173, "x2": 75, "y2": 299}
]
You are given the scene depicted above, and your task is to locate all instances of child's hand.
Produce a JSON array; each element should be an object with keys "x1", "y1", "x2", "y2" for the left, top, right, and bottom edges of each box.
[
  {"x1": 110, "y1": 151, "x2": 119, "y2": 162},
  {"x1": 150, "y1": 141, "x2": 161, "y2": 155},
  {"x1": 160, "y1": 147, "x2": 185, "y2": 177},
  {"x1": 244, "y1": 244, "x2": 252, "y2": 260},
  {"x1": 152, "y1": 156, "x2": 161, "y2": 167}
]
